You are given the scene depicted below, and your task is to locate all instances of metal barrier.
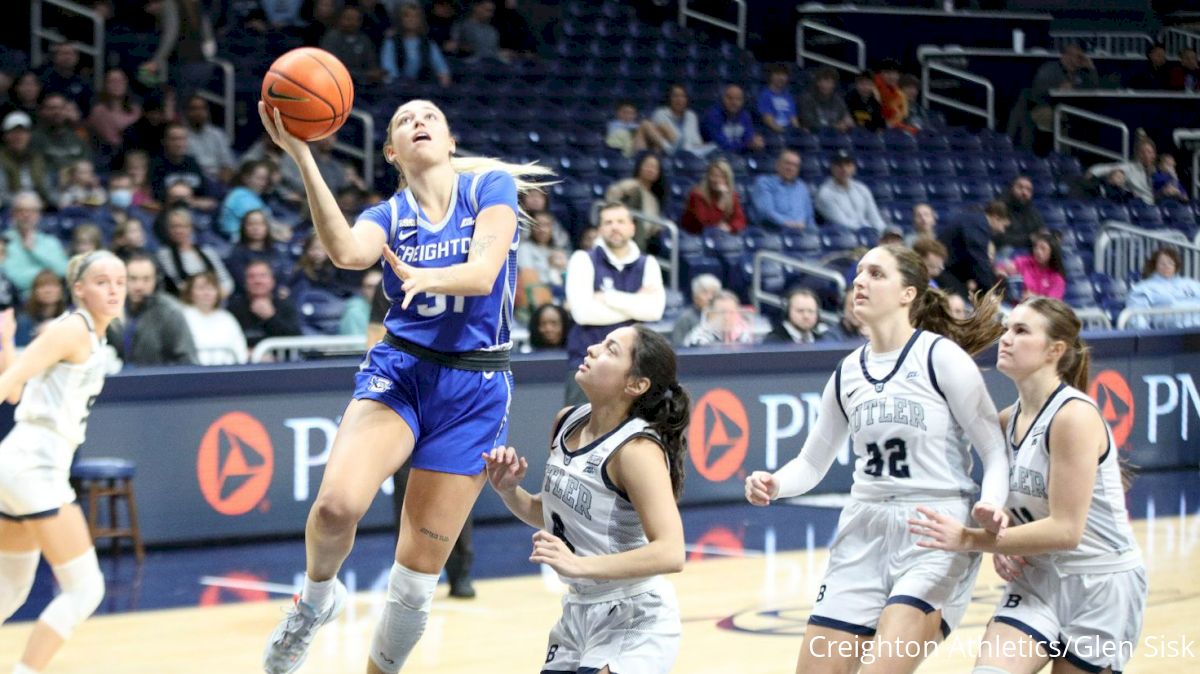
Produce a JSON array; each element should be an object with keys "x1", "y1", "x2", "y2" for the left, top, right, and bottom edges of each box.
[
  {"x1": 642, "y1": 214, "x2": 680, "y2": 296},
  {"x1": 1051, "y1": 31, "x2": 1154, "y2": 56},
  {"x1": 1116, "y1": 305, "x2": 1200, "y2": 330},
  {"x1": 1053, "y1": 105, "x2": 1129, "y2": 162},
  {"x1": 1163, "y1": 27, "x2": 1200, "y2": 57},
  {"x1": 921, "y1": 61, "x2": 996, "y2": 130},
  {"x1": 1074, "y1": 307, "x2": 1114, "y2": 331},
  {"x1": 334, "y1": 109, "x2": 377, "y2": 187},
  {"x1": 679, "y1": 0, "x2": 747, "y2": 49},
  {"x1": 795, "y1": 20, "x2": 866, "y2": 77},
  {"x1": 199, "y1": 57, "x2": 235, "y2": 139},
  {"x1": 1093, "y1": 221, "x2": 1199, "y2": 283},
  {"x1": 31, "y1": 0, "x2": 105, "y2": 94},
  {"x1": 750, "y1": 251, "x2": 846, "y2": 325}
]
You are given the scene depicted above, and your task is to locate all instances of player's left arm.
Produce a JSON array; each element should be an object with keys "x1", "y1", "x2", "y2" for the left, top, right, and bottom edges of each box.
[{"x1": 0, "y1": 315, "x2": 89, "y2": 404}]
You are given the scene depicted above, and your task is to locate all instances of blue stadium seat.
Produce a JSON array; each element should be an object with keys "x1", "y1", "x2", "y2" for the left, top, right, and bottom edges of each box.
[
  {"x1": 597, "y1": 154, "x2": 635, "y2": 179},
  {"x1": 851, "y1": 130, "x2": 885, "y2": 154},
  {"x1": 296, "y1": 289, "x2": 347, "y2": 336},
  {"x1": 781, "y1": 229, "x2": 822, "y2": 257},
  {"x1": 989, "y1": 157, "x2": 1021, "y2": 179},
  {"x1": 1064, "y1": 279, "x2": 1097, "y2": 308},
  {"x1": 925, "y1": 178, "x2": 963, "y2": 203},
  {"x1": 1130, "y1": 202, "x2": 1164, "y2": 228},
  {"x1": 869, "y1": 180, "x2": 896, "y2": 202},
  {"x1": 821, "y1": 226, "x2": 860, "y2": 252},
  {"x1": 744, "y1": 228, "x2": 784, "y2": 252},
  {"x1": 890, "y1": 155, "x2": 924, "y2": 177},
  {"x1": 818, "y1": 133, "x2": 852, "y2": 153},
  {"x1": 922, "y1": 155, "x2": 957, "y2": 177},
  {"x1": 791, "y1": 133, "x2": 821, "y2": 154},
  {"x1": 917, "y1": 131, "x2": 950, "y2": 153},
  {"x1": 949, "y1": 134, "x2": 983, "y2": 153},
  {"x1": 856, "y1": 228, "x2": 879, "y2": 248},
  {"x1": 1062, "y1": 252, "x2": 1087, "y2": 277},
  {"x1": 955, "y1": 156, "x2": 991, "y2": 178},
  {"x1": 892, "y1": 180, "x2": 928, "y2": 202},
  {"x1": 1090, "y1": 272, "x2": 1128, "y2": 304},
  {"x1": 1036, "y1": 203, "x2": 1068, "y2": 229},
  {"x1": 858, "y1": 156, "x2": 891, "y2": 178},
  {"x1": 1050, "y1": 153, "x2": 1083, "y2": 176},
  {"x1": 1065, "y1": 201, "x2": 1100, "y2": 224}
]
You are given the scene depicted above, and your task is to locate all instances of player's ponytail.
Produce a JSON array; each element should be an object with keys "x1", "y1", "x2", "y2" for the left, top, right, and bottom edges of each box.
[{"x1": 628, "y1": 326, "x2": 691, "y2": 501}]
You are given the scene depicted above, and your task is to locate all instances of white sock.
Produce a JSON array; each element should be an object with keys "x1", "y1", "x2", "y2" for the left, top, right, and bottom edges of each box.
[
  {"x1": 301, "y1": 575, "x2": 335, "y2": 611},
  {"x1": 13, "y1": 662, "x2": 40, "y2": 674}
]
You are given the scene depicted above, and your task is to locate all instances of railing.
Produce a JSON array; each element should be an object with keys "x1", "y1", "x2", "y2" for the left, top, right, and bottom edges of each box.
[
  {"x1": 679, "y1": 0, "x2": 747, "y2": 49},
  {"x1": 1163, "y1": 27, "x2": 1200, "y2": 57},
  {"x1": 198, "y1": 57, "x2": 235, "y2": 139},
  {"x1": 334, "y1": 109, "x2": 377, "y2": 187},
  {"x1": 1051, "y1": 31, "x2": 1154, "y2": 56},
  {"x1": 795, "y1": 21, "x2": 866, "y2": 77},
  {"x1": 1053, "y1": 105, "x2": 1129, "y2": 162},
  {"x1": 31, "y1": 0, "x2": 105, "y2": 94},
  {"x1": 750, "y1": 251, "x2": 846, "y2": 325},
  {"x1": 1074, "y1": 307, "x2": 1114, "y2": 331},
  {"x1": 1174, "y1": 128, "x2": 1200, "y2": 202},
  {"x1": 1093, "y1": 221, "x2": 1200, "y2": 283},
  {"x1": 921, "y1": 61, "x2": 995, "y2": 130},
  {"x1": 1116, "y1": 305, "x2": 1200, "y2": 330},
  {"x1": 642, "y1": 214, "x2": 680, "y2": 295}
]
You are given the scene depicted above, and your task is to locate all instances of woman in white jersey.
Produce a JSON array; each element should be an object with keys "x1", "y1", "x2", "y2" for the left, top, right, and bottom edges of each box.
[
  {"x1": 0, "y1": 251, "x2": 126, "y2": 674},
  {"x1": 745, "y1": 244, "x2": 1011, "y2": 674},
  {"x1": 910, "y1": 297, "x2": 1145, "y2": 674},
  {"x1": 484, "y1": 325, "x2": 689, "y2": 674}
]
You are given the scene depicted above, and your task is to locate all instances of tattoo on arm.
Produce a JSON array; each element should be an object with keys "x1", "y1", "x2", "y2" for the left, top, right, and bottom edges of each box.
[
  {"x1": 419, "y1": 527, "x2": 450, "y2": 543},
  {"x1": 469, "y1": 234, "x2": 497, "y2": 257}
]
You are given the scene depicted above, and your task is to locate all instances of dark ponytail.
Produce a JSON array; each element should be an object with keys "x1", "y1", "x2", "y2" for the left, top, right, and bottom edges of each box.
[{"x1": 628, "y1": 326, "x2": 691, "y2": 500}]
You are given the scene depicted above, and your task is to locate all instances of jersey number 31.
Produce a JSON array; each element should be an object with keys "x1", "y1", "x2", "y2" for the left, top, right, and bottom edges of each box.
[{"x1": 416, "y1": 293, "x2": 465, "y2": 317}]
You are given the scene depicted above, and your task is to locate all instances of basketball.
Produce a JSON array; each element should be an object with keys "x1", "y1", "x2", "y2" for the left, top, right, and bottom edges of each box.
[{"x1": 261, "y1": 47, "x2": 354, "y2": 142}]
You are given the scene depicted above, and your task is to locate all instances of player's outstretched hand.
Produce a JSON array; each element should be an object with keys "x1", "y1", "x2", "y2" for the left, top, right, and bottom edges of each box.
[
  {"x1": 745, "y1": 471, "x2": 778, "y2": 506},
  {"x1": 381, "y1": 245, "x2": 438, "y2": 310},
  {"x1": 993, "y1": 553, "x2": 1028, "y2": 582},
  {"x1": 483, "y1": 446, "x2": 527, "y2": 496},
  {"x1": 257, "y1": 102, "x2": 311, "y2": 161},
  {"x1": 909, "y1": 506, "x2": 972, "y2": 552},
  {"x1": 972, "y1": 501, "x2": 1009, "y2": 540},
  {"x1": 530, "y1": 530, "x2": 584, "y2": 578}
]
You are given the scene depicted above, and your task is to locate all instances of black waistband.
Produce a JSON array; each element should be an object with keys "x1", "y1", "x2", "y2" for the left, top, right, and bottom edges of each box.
[{"x1": 382, "y1": 332, "x2": 511, "y2": 372}]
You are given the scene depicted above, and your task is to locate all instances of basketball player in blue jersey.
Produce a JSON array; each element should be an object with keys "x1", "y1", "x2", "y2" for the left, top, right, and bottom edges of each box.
[
  {"x1": 483, "y1": 325, "x2": 689, "y2": 674},
  {"x1": 257, "y1": 100, "x2": 553, "y2": 674},
  {"x1": 0, "y1": 251, "x2": 126, "y2": 674},
  {"x1": 910, "y1": 297, "x2": 1146, "y2": 674},
  {"x1": 745, "y1": 244, "x2": 1011, "y2": 674}
]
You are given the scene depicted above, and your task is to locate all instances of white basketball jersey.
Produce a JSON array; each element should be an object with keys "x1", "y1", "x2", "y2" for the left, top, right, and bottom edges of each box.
[
  {"x1": 14, "y1": 311, "x2": 108, "y2": 446},
  {"x1": 1005, "y1": 384, "x2": 1142, "y2": 574},
  {"x1": 836, "y1": 330, "x2": 976, "y2": 501},
  {"x1": 542, "y1": 404, "x2": 662, "y2": 598}
]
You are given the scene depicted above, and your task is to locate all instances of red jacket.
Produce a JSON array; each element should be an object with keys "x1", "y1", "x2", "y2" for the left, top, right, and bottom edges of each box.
[{"x1": 681, "y1": 189, "x2": 746, "y2": 234}]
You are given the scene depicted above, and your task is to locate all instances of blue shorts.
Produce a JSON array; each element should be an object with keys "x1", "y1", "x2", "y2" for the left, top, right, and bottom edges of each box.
[{"x1": 353, "y1": 342, "x2": 513, "y2": 475}]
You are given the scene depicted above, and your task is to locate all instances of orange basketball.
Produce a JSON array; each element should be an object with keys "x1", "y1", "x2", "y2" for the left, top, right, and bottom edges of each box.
[{"x1": 261, "y1": 48, "x2": 354, "y2": 141}]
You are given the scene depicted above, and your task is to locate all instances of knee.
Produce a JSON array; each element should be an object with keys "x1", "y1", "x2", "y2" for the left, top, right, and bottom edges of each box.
[
  {"x1": 312, "y1": 494, "x2": 363, "y2": 532},
  {"x1": 40, "y1": 549, "x2": 105, "y2": 638},
  {"x1": 385, "y1": 562, "x2": 439, "y2": 611}
]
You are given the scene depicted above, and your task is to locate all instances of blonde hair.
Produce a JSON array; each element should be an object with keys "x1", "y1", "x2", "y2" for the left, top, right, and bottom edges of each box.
[
  {"x1": 699, "y1": 159, "x2": 736, "y2": 215},
  {"x1": 66, "y1": 250, "x2": 124, "y2": 302}
]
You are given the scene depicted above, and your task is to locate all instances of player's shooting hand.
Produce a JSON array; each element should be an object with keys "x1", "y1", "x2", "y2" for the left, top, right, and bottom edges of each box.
[{"x1": 257, "y1": 102, "x2": 311, "y2": 161}]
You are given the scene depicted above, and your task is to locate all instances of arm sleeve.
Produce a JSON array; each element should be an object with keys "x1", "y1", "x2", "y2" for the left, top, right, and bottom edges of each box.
[
  {"x1": 603, "y1": 256, "x2": 666, "y2": 321},
  {"x1": 773, "y1": 373, "x2": 851, "y2": 498},
  {"x1": 931, "y1": 341, "x2": 1009, "y2": 506},
  {"x1": 565, "y1": 250, "x2": 630, "y2": 325}
]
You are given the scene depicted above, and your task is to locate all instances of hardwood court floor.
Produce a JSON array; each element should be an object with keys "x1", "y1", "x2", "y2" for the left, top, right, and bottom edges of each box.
[{"x1": 3, "y1": 513, "x2": 1197, "y2": 673}]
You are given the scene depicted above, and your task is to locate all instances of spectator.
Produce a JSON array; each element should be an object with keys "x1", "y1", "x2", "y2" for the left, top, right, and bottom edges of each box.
[
  {"x1": 878, "y1": 227, "x2": 905, "y2": 246},
  {"x1": 846, "y1": 71, "x2": 884, "y2": 131},
  {"x1": 828, "y1": 288, "x2": 868, "y2": 341},
  {"x1": 121, "y1": 150, "x2": 158, "y2": 211},
  {"x1": 527, "y1": 302, "x2": 571, "y2": 351},
  {"x1": 1030, "y1": 43, "x2": 1099, "y2": 132},
  {"x1": 15, "y1": 270, "x2": 66, "y2": 346},
  {"x1": 184, "y1": 96, "x2": 236, "y2": 183},
  {"x1": 355, "y1": 0, "x2": 391, "y2": 51},
  {"x1": 765, "y1": 286, "x2": 832, "y2": 344},
  {"x1": 756, "y1": 64, "x2": 800, "y2": 135},
  {"x1": 604, "y1": 153, "x2": 666, "y2": 246},
  {"x1": 450, "y1": 0, "x2": 505, "y2": 63},
  {"x1": 338, "y1": 268, "x2": 382, "y2": 336},
  {"x1": 278, "y1": 134, "x2": 357, "y2": 199},
  {"x1": 564, "y1": 202, "x2": 666, "y2": 405},
  {"x1": 0, "y1": 111, "x2": 55, "y2": 207},
  {"x1": 320, "y1": 5, "x2": 385, "y2": 84},
  {"x1": 151, "y1": 123, "x2": 216, "y2": 209},
  {"x1": 908, "y1": 202, "x2": 938, "y2": 244},
  {"x1": 32, "y1": 92, "x2": 92, "y2": 176},
  {"x1": 946, "y1": 293, "x2": 969, "y2": 320},
  {"x1": 1126, "y1": 247, "x2": 1200, "y2": 328},
  {"x1": 301, "y1": 0, "x2": 340, "y2": 46},
  {"x1": 3, "y1": 192, "x2": 68, "y2": 294},
  {"x1": 1087, "y1": 136, "x2": 1157, "y2": 205},
  {"x1": 815, "y1": 151, "x2": 887, "y2": 231},
  {"x1": 86, "y1": 69, "x2": 142, "y2": 153},
  {"x1": 142, "y1": 0, "x2": 218, "y2": 102},
  {"x1": 517, "y1": 210, "x2": 569, "y2": 309},
  {"x1": 670, "y1": 273, "x2": 721, "y2": 346},
  {"x1": 122, "y1": 88, "x2": 177, "y2": 155},
  {"x1": 69, "y1": 223, "x2": 104, "y2": 257},
  {"x1": 181, "y1": 271, "x2": 249, "y2": 365},
  {"x1": 57, "y1": 159, "x2": 108, "y2": 209},
  {"x1": 939, "y1": 199, "x2": 1011, "y2": 298},
  {"x1": 1095, "y1": 168, "x2": 1141, "y2": 205},
  {"x1": 1132, "y1": 43, "x2": 1173, "y2": 89},
  {"x1": 898, "y1": 74, "x2": 932, "y2": 131},
  {"x1": 1169, "y1": 47, "x2": 1199, "y2": 92},
  {"x1": 682, "y1": 290, "x2": 754, "y2": 347},
  {"x1": 427, "y1": 0, "x2": 460, "y2": 50},
  {"x1": 1152, "y1": 153, "x2": 1189, "y2": 203},
  {"x1": 798, "y1": 67, "x2": 853, "y2": 132},
  {"x1": 913, "y1": 238, "x2": 948, "y2": 288},
  {"x1": 111, "y1": 217, "x2": 152, "y2": 260},
  {"x1": 229, "y1": 259, "x2": 302, "y2": 348},
  {"x1": 220, "y1": 160, "x2": 275, "y2": 240},
  {"x1": 494, "y1": 0, "x2": 537, "y2": 58},
  {"x1": 155, "y1": 206, "x2": 235, "y2": 297},
  {"x1": 605, "y1": 100, "x2": 666, "y2": 157},
  {"x1": 103, "y1": 171, "x2": 153, "y2": 235},
  {"x1": 109, "y1": 251, "x2": 198, "y2": 366},
  {"x1": 874, "y1": 59, "x2": 913, "y2": 132},
  {"x1": 224, "y1": 209, "x2": 291, "y2": 292},
  {"x1": 290, "y1": 232, "x2": 354, "y2": 299},
  {"x1": 8, "y1": 72, "x2": 41, "y2": 118},
  {"x1": 1000, "y1": 231, "x2": 1066, "y2": 300},
  {"x1": 577, "y1": 225, "x2": 598, "y2": 251},
  {"x1": 750, "y1": 149, "x2": 814, "y2": 230},
  {"x1": 997, "y1": 175, "x2": 1046, "y2": 249},
  {"x1": 650, "y1": 84, "x2": 714, "y2": 157},
  {"x1": 680, "y1": 158, "x2": 747, "y2": 234},
  {"x1": 381, "y1": 2, "x2": 453, "y2": 88},
  {"x1": 701, "y1": 84, "x2": 765, "y2": 154},
  {"x1": 39, "y1": 42, "x2": 92, "y2": 110}
]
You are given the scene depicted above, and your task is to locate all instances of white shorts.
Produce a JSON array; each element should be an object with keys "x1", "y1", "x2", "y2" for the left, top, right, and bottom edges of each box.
[
  {"x1": 809, "y1": 498, "x2": 981, "y2": 638},
  {"x1": 541, "y1": 581, "x2": 681, "y2": 674},
  {"x1": 0, "y1": 423, "x2": 78, "y2": 520},
  {"x1": 992, "y1": 563, "x2": 1147, "y2": 673}
]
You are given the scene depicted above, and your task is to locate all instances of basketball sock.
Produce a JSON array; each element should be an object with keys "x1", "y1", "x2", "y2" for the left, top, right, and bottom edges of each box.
[
  {"x1": 301, "y1": 574, "x2": 336, "y2": 612},
  {"x1": 0, "y1": 550, "x2": 40, "y2": 623},
  {"x1": 369, "y1": 562, "x2": 439, "y2": 674}
]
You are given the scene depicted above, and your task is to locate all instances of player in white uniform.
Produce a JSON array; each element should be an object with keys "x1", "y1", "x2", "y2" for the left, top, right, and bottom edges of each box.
[
  {"x1": 0, "y1": 251, "x2": 126, "y2": 674},
  {"x1": 745, "y1": 245, "x2": 1011, "y2": 674},
  {"x1": 910, "y1": 297, "x2": 1146, "y2": 674},
  {"x1": 484, "y1": 325, "x2": 688, "y2": 674}
]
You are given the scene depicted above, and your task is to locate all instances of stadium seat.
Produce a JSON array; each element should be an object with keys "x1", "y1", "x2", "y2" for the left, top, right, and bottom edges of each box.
[{"x1": 821, "y1": 226, "x2": 860, "y2": 252}]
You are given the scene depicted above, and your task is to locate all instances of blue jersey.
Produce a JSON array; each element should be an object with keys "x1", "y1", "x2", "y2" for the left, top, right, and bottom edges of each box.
[{"x1": 358, "y1": 171, "x2": 519, "y2": 353}]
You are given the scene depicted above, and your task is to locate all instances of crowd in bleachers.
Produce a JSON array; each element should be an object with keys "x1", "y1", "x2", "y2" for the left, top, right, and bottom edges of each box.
[{"x1": 1, "y1": 0, "x2": 1198, "y2": 365}]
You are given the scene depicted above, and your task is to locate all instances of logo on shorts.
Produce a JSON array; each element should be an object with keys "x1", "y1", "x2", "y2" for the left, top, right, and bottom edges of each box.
[
  {"x1": 1089, "y1": 370, "x2": 1135, "y2": 449},
  {"x1": 197, "y1": 412, "x2": 274, "y2": 516},
  {"x1": 367, "y1": 375, "x2": 393, "y2": 393},
  {"x1": 688, "y1": 388, "x2": 749, "y2": 482}
]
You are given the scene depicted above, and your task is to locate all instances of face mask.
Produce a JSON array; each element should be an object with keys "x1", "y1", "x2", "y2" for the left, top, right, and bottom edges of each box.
[{"x1": 109, "y1": 189, "x2": 133, "y2": 209}]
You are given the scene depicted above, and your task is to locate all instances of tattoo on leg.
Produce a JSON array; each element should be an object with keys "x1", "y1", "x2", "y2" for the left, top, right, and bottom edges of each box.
[{"x1": 420, "y1": 527, "x2": 450, "y2": 543}]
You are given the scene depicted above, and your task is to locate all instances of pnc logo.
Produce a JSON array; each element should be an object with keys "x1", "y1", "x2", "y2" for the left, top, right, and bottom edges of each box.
[
  {"x1": 688, "y1": 388, "x2": 749, "y2": 482},
  {"x1": 1089, "y1": 370, "x2": 1135, "y2": 449},
  {"x1": 197, "y1": 412, "x2": 274, "y2": 515}
]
